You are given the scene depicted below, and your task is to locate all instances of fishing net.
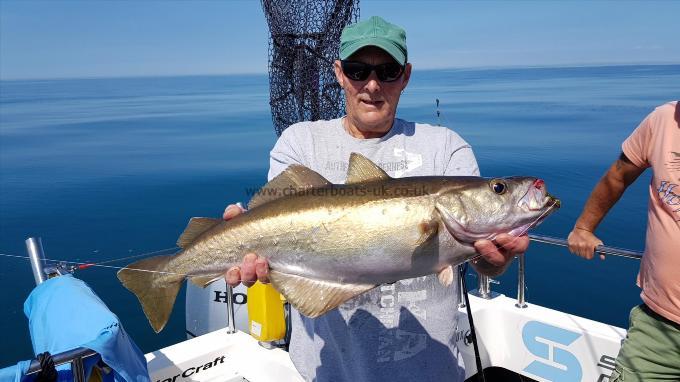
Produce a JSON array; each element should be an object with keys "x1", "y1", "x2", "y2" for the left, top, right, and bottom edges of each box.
[{"x1": 261, "y1": 0, "x2": 360, "y2": 136}]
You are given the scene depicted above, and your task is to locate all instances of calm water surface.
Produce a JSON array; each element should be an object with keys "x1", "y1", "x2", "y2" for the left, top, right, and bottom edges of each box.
[{"x1": 1, "y1": 65, "x2": 678, "y2": 365}]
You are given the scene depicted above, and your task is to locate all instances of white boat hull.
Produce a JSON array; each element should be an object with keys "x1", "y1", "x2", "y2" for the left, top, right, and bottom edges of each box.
[{"x1": 181, "y1": 290, "x2": 625, "y2": 381}]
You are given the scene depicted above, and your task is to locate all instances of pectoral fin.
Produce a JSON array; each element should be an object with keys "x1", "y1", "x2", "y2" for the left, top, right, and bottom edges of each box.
[
  {"x1": 415, "y1": 216, "x2": 439, "y2": 246},
  {"x1": 269, "y1": 271, "x2": 377, "y2": 318},
  {"x1": 437, "y1": 266, "x2": 455, "y2": 287}
]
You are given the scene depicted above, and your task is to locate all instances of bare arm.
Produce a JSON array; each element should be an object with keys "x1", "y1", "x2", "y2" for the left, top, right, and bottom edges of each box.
[{"x1": 567, "y1": 153, "x2": 645, "y2": 259}]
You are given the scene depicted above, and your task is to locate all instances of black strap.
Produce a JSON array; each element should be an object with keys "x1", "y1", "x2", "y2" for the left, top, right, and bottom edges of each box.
[
  {"x1": 459, "y1": 263, "x2": 486, "y2": 382},
  {"x1": 35, "y1": 352, "x2": 57, "y2": 382}
]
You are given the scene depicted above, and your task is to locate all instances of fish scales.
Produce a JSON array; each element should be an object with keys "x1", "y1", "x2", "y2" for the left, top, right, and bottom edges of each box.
[{"x1": 118, "y1": 153, "x2": 559, "y2": 332}]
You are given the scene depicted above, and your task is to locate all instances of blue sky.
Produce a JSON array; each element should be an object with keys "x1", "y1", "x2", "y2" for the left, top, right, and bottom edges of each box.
[{"x1": 1, "y1": 0, "x2": 678, "y2": 80}]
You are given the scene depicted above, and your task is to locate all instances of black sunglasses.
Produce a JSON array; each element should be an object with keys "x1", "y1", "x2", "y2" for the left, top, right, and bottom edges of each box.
[{"x1": 341, "y1": 60, "x2": 405, "y2": 82}]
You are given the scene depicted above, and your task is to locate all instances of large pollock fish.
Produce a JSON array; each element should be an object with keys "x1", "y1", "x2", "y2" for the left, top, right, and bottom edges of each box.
[{"x1": 118, "y1": 153, "x2": 559, "y2": 332}]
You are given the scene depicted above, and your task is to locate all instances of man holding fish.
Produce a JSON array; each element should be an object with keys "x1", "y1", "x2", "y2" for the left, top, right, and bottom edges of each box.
[
  {"x1": 118, "y1": 15, "x2": 558, "y2": 382},
  {"x1": 221, "y1": 16, "x2": 537, "y2": 381}
]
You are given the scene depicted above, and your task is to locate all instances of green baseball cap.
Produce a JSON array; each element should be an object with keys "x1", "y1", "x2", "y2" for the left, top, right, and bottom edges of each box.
[{"x1": 340, "y1": 16, "x2": 407, "y2": 64}]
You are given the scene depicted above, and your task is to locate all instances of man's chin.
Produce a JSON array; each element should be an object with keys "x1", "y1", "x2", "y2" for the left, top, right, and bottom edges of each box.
[{"x1": 356, "y1": 108, "x2": 390, "y2": 121}]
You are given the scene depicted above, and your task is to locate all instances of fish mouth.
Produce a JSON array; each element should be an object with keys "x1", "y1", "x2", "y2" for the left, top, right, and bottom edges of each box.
[
  {"x1": 508, "y1": 188, "x2": 561, "y2": 236},
  {"x1": 517, "y1": 179, "x2": 551, "y2": 211}
]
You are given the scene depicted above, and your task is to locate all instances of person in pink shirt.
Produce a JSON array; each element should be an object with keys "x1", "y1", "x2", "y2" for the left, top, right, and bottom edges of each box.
[{"x1": 568, "y1": 101, "x2": 680, "y2": 381}]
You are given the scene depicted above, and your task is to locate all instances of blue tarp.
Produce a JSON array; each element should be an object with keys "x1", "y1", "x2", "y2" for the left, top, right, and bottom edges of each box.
[{"x1": 0, "y1": 275, "x2": 149, "y2": 382}]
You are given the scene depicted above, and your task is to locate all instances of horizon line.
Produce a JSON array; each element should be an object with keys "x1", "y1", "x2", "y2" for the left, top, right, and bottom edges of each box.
[{"x1": 1, "y1": 61, "x2": 679, "y2": 82}]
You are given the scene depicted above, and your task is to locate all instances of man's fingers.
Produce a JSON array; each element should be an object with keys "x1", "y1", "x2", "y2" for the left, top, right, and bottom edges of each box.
[
  {"x1": 568, "y1": 230, "x2": 604, "y2": 260},
  {"x1": 495, "y1": 234, "x2": 529, "y2": 254},
  {"x1": 255, "y1": 258, "x2": 270, "y2": 284},
  {"x1": 240, "y1": 253, "x2": 257, "y2": 287},
  {"x1": 474, "y1": 240, "x2": 505, "y2": 266},
  {"x1": 224, "y1": 253, "x2": 261, "y2": 287},
  {"x1": 223, "y1": 203, "x2": 246, "y2": 221},
  {"x1": 583, "y1": 239, "x2": 603, "y2": 260},
  {"x1": 582, "y1": 248, "x2": 594, "y2": 260},
  {"x1": 225, "y1": 267, "x2": 241, "y2": 287},
  {"x1": 593, "y1": 239, "x2": 605, "y2": 260}
]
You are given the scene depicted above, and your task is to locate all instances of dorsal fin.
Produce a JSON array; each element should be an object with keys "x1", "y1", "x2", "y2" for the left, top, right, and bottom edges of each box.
[
  {"x1": 248, "y1": 165, "x2": 331, "y2": 210},
  {"x1": 176, "y1": 217, "x2": 222, "y2": 248},
  {"x1": 269, "y1": 270, "x2": 377, "y2": 318},
  {"x1": 345, "y1": 152, "x2": 391, "y2": 184}
]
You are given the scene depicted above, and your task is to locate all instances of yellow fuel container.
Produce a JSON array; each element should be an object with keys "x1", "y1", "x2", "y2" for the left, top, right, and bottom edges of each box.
[{"x1": 247, "y1": 281, "x2": 286, "y2": 341}]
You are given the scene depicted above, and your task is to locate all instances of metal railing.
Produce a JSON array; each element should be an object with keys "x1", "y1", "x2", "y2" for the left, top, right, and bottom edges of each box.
[
  {"x1": 24, "y1": 237, "x2": 103, "y2": 382},
  {"x1": 515, "y1": 254, "x2": 527, "y2": 308},
  {"x1": 24, "y1": 348, "x2": 100, "y2": 382},
  {"x1": 472, "y1": 234, "x2": 643, "y2": 309},
  {"x1": 225, "y1": 285, "x2": 237, "y2": 334},
  {"x1": 26, "y1": 237, "x2": 47, "y2": 285},
  {"x1": 529, "y1": 234, "x2": 643, "y2": 260}
]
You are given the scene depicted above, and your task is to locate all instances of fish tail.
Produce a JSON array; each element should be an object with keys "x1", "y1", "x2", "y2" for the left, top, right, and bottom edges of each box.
[{"x1": 117, "y1": 254, "x2": 184, "y2": 333}]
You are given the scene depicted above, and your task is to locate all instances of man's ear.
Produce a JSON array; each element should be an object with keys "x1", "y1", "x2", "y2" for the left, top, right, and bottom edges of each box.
[
  {"x1": 400, "y1": 63, "x2": 412, "y2": 91},
  {"x1": 334, "y1": 60, "x2": 345, "y2": 88}
]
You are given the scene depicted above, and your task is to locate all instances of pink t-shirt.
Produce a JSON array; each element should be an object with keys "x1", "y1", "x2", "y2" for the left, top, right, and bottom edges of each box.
[{"x1": 622, "y1": 101, "x2": 680, "y2": 324}]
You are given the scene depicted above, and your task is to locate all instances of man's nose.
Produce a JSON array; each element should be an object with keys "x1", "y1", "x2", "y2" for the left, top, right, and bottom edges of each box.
[{"x1": 363, "y1": 71, "x2": 381, "y2": 92}]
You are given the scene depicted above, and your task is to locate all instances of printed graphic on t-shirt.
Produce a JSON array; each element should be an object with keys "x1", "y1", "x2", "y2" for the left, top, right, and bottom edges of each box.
[
  {"x1": 322, "y1": 149, "x2": 423, "y2": 179},
  {"x1": 393, "y1": 148, "x2": 423, "y2": 177},
  {"x1": 668, "y1": 151, "x2": 680, "y2": 174},
  {"x1": 377, "y1": 329, "x2": 428, "y2": 362},
  {"x1": 659, "y1": 150, "x2": 680, "y2": 220},
  {"x1": 323, "y1": 160, "x2": 348, "y2": 173},
  {"x1": 376, "y1": 278, "x2": 429, "y2": 363},
  {"x1": 657, "y1": 181, "x2": 680, "y2": 220}
]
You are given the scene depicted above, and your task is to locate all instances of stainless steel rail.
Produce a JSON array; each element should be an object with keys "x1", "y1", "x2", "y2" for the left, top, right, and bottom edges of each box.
[
  {"x1": 226, "y1": 285, "x2": 237, "y2": 334},
  {"x1": 26, "y1": 237, "x2": 47, "y2": 285},
  {"x1": 25, "y1": 348, "x2": 99, "y2": 382},
  {"x1": 24, "y1": 238, "x2": 102, "y2": 382},
  {"x1": 515, "y1": 254, "x2": 527, "y2": 308},
  {"x1": 477, "y1": 274, "x2": 491, "y2": 299},
  {"x1": 467, "y1": 234, "x2": 643, "y2": 307},
  {"x1": 457, "y1": 264, "x2": 467, "y2": 308},
  {"x1": 529, "y1": 234, "x2": 643, "y2": 259},
  {"x1": 508, "y1": 234, "x2": 643, "y2": 308}
]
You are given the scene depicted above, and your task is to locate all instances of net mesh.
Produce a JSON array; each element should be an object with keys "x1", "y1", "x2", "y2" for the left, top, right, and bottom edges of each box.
[{"x1": 262, "y1": 0, "x2": 360, "y2": 136}]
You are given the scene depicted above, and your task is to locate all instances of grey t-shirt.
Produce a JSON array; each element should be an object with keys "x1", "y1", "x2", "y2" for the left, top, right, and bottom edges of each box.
[{"x1": 268, "y1": 117, "x2": 479, "y2": 382}]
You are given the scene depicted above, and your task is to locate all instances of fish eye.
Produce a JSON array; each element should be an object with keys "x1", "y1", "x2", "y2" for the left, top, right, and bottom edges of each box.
[{"x1": 490, "y1": 181, "x2": 507, "y2": 195}]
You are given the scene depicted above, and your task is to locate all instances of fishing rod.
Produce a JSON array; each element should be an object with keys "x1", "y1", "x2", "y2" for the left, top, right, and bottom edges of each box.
[{"x1": 528, "y1": 234, "x2": 643, "y2": 259}]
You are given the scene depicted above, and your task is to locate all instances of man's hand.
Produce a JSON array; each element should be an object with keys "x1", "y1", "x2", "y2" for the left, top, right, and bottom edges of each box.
[
  {"x1": 222, "y1": 204, "x2": 270, "y2": 287},
  {"x1": 568, "y1": 228, "x2": 604, "y2": 260},
  {"x1": 567, "y1": 153, "x2": 643, "y2": 261},
  {"x1": 472, "y1": 234, "x2": 529, "y2": 277}
]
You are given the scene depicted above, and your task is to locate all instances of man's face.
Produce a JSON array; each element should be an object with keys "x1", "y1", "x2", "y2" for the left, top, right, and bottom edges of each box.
[{"x1": 334, "y1": 46, "x2": 412, "y2": 137}]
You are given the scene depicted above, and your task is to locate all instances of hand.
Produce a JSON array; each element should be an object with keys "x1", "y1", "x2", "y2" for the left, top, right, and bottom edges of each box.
[
  {"x1": 568, "y1": 228, "x2": 604, "y2": 260},
  {"x1": 472, "y1": 234, "x2": 529, "y2": 277},
  {"x1": 222, "y1": 204, "x2": 270, "y2": 287},
  {"x1": 474, "y1": 233, "x2": 529, "y2": 267}
]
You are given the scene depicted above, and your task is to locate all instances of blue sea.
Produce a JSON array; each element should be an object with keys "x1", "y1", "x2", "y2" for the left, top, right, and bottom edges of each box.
[{"x1": 1, "y1": 65, "x2": 678, "y2": 366}]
